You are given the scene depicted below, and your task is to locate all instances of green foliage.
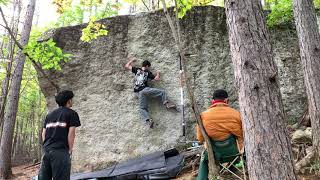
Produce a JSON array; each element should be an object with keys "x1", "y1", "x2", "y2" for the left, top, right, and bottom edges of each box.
[
  {"x1": 310, "y1": 160, "x2": 320, "y2": 174},
  {"x1": 177, "y1": 0, "x2": 194, "y2": 18},
  {"x1": 54, "y1": 0, "x2": 119, "y2": 27},
  {"x1": 16, "y1": 60, "x2": 46, "y2": 159},
  {"x1": 0, "y1": 0, "x2": 8, "y2": 5},
  {"x1": 18, "y1": 61, "x2": 46, "y2": 117},
  {"x1": 266, "y1": 0, "x2": 320, "y2": 27},
  {"x1": 54, "y1": 0, "x2": 119, "y2": 42},
  {"x1": 123, "y1": 0, "x2": 140, "y2": 4},
  {"x1": 177, "y1": 0, "x2": 217, "y2": 18},
  {"x1": 80, "y1": 17, "x2": 108, "y2": 42},
  {"x1": 24, "y1": 28, "x2": 72, "y2": 70},
  {"x1": 0, "y1": 35, "x2": 9, "y2": 57},
  {"x1": 267, "y1": 0, "x2": 293, "y2": 27},
  {"x1": 53, "y1": 0, "x2": 73, "y2": 14},
  {"x1": 315, "y1": 0, "x2": 320, "y2": 8},
  {"x1": 80, "y1": 0, "x2": 103, "y2": 6},
  {"x1": 210, "y1": 176, "x2": 218, "y2": 180},
  {"x1": 94, "y1": 2, "x2": 120, "y2": 20},
  {"x1": 55, "y1": 5, "x2": 85, "y2": 27}
]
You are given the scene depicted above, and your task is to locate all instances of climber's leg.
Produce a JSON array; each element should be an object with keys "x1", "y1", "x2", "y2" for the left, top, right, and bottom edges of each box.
[
  {"x1": 141, "y1": 87, "x2": 176, "y2": 109},
  {"x1": 138, "y1": 88, "x2": 151, "y2": 122}
]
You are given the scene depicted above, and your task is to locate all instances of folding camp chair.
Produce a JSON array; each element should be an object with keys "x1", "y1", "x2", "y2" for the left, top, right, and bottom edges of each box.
[{"x1": 211, "y1": 135, "x2": 246, "y2": 180}]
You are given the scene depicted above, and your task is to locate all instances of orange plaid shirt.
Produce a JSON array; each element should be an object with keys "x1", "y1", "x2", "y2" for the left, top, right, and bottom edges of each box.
[{"x1": 196, "y1": 102, "x2": 244, "y2": 150}]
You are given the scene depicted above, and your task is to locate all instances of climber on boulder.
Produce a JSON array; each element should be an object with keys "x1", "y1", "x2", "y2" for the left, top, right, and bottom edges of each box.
[{"x1": 125, "y1": 57, "x2": 176, "y2": 128}]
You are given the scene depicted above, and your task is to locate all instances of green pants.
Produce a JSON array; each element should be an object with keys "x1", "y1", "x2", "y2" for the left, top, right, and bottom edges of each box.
[
  {"x1": 197, "y1": 150, "x2": 209, "y2": 180},
  {"x1": 38, "y1": 149, "x2": 71, "y2": 180},
  {"x1": 197, "y1": 150, "x2": 244, "y2": 180}
]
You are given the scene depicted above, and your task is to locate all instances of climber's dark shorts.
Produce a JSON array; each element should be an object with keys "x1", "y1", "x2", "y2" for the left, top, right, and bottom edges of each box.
[{"x1": 38, "y1": 149, "x2": 71, "y2": 180}]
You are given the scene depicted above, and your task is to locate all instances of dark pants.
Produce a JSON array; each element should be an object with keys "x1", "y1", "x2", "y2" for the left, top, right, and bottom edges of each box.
[
  {"x1": 38, "y1": 149, "x2": 71, "y2": 180},
  {"x1": 136, "y1": 87, "x2": 168, "y2": 122}
]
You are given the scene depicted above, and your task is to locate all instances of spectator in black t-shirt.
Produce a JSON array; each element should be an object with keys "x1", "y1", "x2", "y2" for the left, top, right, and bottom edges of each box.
[
  {"x1": 38, "y1": 90, "x2": 81, "y2": 180},
  {"x1": 125, "y1": 57, "x2": 176, "y2": 128}
]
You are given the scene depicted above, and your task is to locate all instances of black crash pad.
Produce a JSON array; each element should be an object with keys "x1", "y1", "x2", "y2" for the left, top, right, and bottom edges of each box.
[{"x1": 71, "y1": 148, "x2": 184, "y2": 180}]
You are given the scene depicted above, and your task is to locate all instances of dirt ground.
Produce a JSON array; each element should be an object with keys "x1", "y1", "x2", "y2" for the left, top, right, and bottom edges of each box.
[
  {"x1": 10, "y1": 163, "x2": 39, "y2": 180},
  {"x1": 8, "y1": 163, "x2": 320, "y2": 180}
]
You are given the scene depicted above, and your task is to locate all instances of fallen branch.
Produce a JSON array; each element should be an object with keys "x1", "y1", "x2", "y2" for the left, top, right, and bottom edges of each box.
[
  {"x1": 22, "y1": 162, "x2": 40, "y2": 170},
  {"x1": 181, "y1": 147, "x2": 203, "y2": 159},
  {"x1": 295, "y1": 147, "x2": 316, "y2": 173}
]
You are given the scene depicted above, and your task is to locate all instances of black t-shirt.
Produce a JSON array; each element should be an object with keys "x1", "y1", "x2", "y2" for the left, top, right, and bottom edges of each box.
[
  {"x1": 132, "y1": 67, "x2": 155, "y2": 92},
  {"x1": 43, "y1": 107, "x2": 81, "y2": 151}
]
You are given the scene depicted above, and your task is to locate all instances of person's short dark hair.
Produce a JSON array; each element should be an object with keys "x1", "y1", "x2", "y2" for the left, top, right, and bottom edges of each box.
[
  {"x1": 55, "y1": 90, "x2": 74, "y2": 107},
  {"x1": 213, "y1": 89, "x2": 228, "y2": 100},
  {"x1": 142, "y1": 60, "x2": 151, "y2": 67}
]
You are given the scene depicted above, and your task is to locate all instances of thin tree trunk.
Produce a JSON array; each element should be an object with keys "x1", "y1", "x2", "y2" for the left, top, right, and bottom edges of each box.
[
  {"x1": 225, "y1": 0, "x2": 297, "y2": 179},
  {"x1": 23, "y1": 118, "x2": 28, "y2": 158},
  {"x1": 15, "y1": 119, "x2": 21, "y2": 160},
  {"x1": 12, "y1": 119, "x2": 19, "y2": 160},
  {"x1": 17, "y1": 118, "x2": 22, "y2": 157},
  {"x1": 0, "y1": 0, "x2": 36, "y2": 178},
  {"x1": 29, "y1": 106, "x2": 35, "y2": 158},
  {"x1": 150, "y1": 0, "x2": 155, "y2": 10},
  {"x1": 160, "y1": 1, "x2": 219, "y2": 177},
  {"x1": 293, "y1": 0, "x2": 320, "y2": 159},
  {"x1": 32, "y1": 106, "x2": 36, "y2": 158},
  {"x1": 0, "y1": 0, "x2": 21, "y2": 139},
  {"x1": 37, "y1": 90, "x2": 42, "y2": 160}
]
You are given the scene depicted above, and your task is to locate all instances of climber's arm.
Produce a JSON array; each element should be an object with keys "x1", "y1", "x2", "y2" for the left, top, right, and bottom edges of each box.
[
  {"x1": 154, "y1": 71, "x2": 160, "y2": 81},
  {"x1": 125, "y1": 58, "x2": 136, "y2": 70}
]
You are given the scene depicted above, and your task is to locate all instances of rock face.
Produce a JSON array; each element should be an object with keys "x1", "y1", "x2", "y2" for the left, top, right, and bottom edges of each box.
[{"x1": 37, "y1": 6, "x2": 307, "y2": 172}]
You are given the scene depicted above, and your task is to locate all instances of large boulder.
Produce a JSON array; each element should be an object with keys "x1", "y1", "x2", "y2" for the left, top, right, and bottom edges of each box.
[
  {"x1": 291, "y1": 128, "x2": 312, "y2": 144},
  {"x1": 37, "y1": 6, "x2": 307, "y2": 172}
]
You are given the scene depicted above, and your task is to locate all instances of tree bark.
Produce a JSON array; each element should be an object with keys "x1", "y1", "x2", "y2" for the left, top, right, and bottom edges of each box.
[
  {"x1": 0, "y1": 0, "x2": 21, "y2": 139},
  {"x1": 293, "y1": 0, "x2": 320, "y2": 158},
  {"x1": 12, "y1": 120, "x2": 18, "y2": 159},
  {"x1": 0, "y1": 0, "x2": 36, "y2": 178},
  {"x1": 225, "y1": 0, "x2": 297, "y2": 179}
]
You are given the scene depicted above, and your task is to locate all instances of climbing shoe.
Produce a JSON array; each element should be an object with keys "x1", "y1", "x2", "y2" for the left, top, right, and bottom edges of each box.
[
  {"x1": 165, "y1": 101, "x2": 176, "y2": 109},
  {"x1": 146, "y1": 119, "x2": 154, "y2": 129}
]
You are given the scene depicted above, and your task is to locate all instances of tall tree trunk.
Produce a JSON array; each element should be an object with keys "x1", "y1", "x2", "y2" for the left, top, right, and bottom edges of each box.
[
  {"x1": 0, "y1": 0, "x2": 21, "y2": 139},
  {"x1": 293, "y1": 0, "x2": 320, "y2": 158},
  {"x1": 225, "y1": 0, "x2": 297, "y2": 179},
  {"x1": 0, "y1": 0, "x2": 36, "y2": 178}
]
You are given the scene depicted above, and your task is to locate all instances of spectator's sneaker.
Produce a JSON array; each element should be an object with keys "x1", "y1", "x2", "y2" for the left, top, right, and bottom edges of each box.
[{"x1": 146, "y1": 119, "x2": 154, "y2": 129}]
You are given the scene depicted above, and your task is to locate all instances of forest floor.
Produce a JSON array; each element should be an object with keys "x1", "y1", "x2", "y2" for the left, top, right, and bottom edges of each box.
[
  {"x1": 174, "y1": 171, "x2": 320, "y2": 180},
  {"x1": 10, "y1": 163, "x2": 39, "y2": 180},
  {"x1": 8, "y1": 163, "x2": 320, "y2": 180}
]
